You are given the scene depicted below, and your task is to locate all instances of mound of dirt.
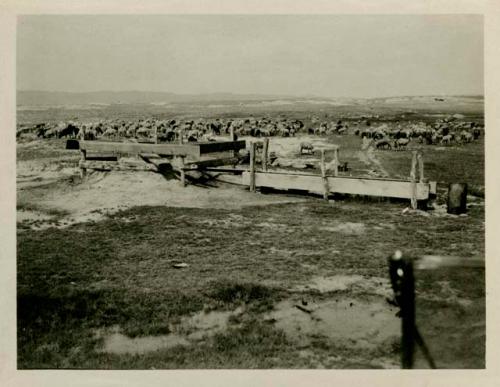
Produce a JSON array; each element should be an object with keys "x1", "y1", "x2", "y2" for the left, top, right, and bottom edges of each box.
[{"x1": 18, "y1": 169, "x2": 305, "y2": 228}]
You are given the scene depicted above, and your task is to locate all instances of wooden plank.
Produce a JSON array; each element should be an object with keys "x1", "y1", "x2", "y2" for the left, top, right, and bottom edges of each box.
[
  {"x1": 198, "y1": 140, "x2": 246, "y2": 154},
  {"x1": 79, "y1": 140, "x2": 200, "y2": 158},
  {"x1": 80, "y1": 160, "x2": 156, "y2": 172},
  {"x1": 241, "y1": 171, "x2": 431, "y2": 200},
  {"x1": 185, "y1": 157, "x2": 239, "y2": 169},
  {"x1": 86, "y1": 153, "x2": 118, "y2": 161},
  {"x1": 204, "y1": 167, "x2": 244, "y2": 174}
]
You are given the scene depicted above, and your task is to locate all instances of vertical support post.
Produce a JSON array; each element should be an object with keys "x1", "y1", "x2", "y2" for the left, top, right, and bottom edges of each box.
[
  {"x1": 388, "y1": 251, "x2": 416, "y2": 369},
  {"x1": 333, "y1": 147, "x2": 339, "y2": 177},
  {"x1": 230, "y1": 126, "x2": 235, "y2": 157},
  {"x1": 401, "y1": 258, "x2": 416, "y2": 369},
  {"x1": 80, "y1": 149, "x2": 87, "y2": 178},
  {"x1": 249, "y1": 141, "x2": 256, "y2": 192},
  {"x1": 154, "y1": 125, "x2": 158, "y2": 144},
  {"x1": 262, "y1": 138, "x2": 269, "y2": 172},
  {"x1": 410, "y1": 150, "x2": 417, "y2": 209},
  {"x1": 417, "y1": 152, "x2": 424, "y2": 182},
  {"x1": 179, "y1": 156, "x2": 186, "y2": 187},
  {"x1": 179, "y1": 129, "x2": 184, "y2": 144},
  {"x1": 320, "y1": 149, "x2": 329, "y2": 201}
]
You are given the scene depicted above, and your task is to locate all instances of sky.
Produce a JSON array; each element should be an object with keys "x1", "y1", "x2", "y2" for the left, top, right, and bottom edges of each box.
[{"x1": 17, "y1": 15, "x2": 483, "y2": 98}]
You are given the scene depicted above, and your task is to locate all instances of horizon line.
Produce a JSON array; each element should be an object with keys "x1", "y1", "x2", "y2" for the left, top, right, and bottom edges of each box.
[{"x1": 16, "y1": 89, "x2": 485, "y2": 100}]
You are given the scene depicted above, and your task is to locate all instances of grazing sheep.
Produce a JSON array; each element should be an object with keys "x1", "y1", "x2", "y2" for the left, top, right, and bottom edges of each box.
[
  {"x1": 299, "y1": 142, "x2": 314, "y2": 155},
  {"x1": 375, "y1": 139, "x2": 392, "y2": 150},
  {"x1": 394, "y1": 138, "x2": 410, "y2": 150},
  {"x1": 441, "y1": 134, "x2": 453, "y2": 145}
]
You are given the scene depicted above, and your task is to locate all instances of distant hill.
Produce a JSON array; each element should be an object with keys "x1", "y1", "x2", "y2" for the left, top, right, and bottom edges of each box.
[
  {"x1": 16, "y1": 91, "x2": 483, "y2": 116},
  {"x1": 17, "y1": 90, "x2": 303, "y2": 106}
]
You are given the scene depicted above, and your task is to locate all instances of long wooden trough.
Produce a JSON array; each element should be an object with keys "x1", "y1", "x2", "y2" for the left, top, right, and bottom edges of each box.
[
  {"x1": 77, "y1": 139, "x2": 246, "y2": 158},
  {"x1": 72, "y1": 138, "x2": 437, "y2": 208},
  {"x1": 240, "y1": 141, "x2": 436, "y2": 208},
  {"x1": 241, "y1": 171, "x2": 435, "y2": 200}
]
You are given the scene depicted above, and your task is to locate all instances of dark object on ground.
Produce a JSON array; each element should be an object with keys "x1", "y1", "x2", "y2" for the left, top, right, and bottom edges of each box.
[
  {"x1": 447, "y1": 183, "x2": 468, "y2": 214},
  {"x1": 66, "y1": 139, "x2": 80, "y2": 150}
]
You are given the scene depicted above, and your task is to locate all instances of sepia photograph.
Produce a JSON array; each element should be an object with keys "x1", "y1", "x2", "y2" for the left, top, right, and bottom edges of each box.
[{"x1": 13, "y1": 13, "x2": 486, "y2": 371}]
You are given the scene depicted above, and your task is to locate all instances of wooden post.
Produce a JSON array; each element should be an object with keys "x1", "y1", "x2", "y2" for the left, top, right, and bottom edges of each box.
[
  {"x1": 179, "y1": 129, "x2": 184, "y2": 144},
  {"x1": 400, "y1": 258, "x2": 416, "y2": 369},
  {"x1": 320, "y1": 149, "x2": 329, "y2": 200},
  {"x1": 262, "y1": 138, "x2": 269, "y2": 172},
  {"x1": 179, "y1": 156, "x2": 186, "y2": 187},
  {"x1": 333, "y1": 147, "x2": 339, "y2": 177},
  {"x1": 410, "y1": 151, "x2": 417, "y2": 209},
  {"x1": 154, "y1": 126, "x2": 158, "y2": 144},
  {"x1": 417, "y1": 152, "x2": 424, "y2": 182},
  {"x1": 80, "y1": 149, "x2": 87, "y2": 178},
  {"x1": 230, "y1": 126, "x2": 235, "y2": 158},
  {"x1": 249, "y1": 141, "x2": 256, "y2": 192}
]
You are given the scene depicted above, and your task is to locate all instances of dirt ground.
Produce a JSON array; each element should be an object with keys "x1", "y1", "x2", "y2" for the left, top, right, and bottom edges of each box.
[{"x1": 16, "y1": 132, "x2": 485, "y2": 369}]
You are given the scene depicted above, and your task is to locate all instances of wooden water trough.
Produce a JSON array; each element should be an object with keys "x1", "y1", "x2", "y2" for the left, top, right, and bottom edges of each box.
[
  {"x1": 238, "y1": 141, "x2": 436, "y2": 209},
  {"x1": 73, "y1": 138, "x2": 246, "y2": 185},
  {"x1": 77, "y1": 139, "x2": 246, "y2": 159}
]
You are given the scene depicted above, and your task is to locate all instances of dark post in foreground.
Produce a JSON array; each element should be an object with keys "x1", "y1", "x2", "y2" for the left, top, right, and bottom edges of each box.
[
  {"x1": 388, "y1": 250, "x2": 416, "y2": 369},
  {"x1": 388, "y1": 251, "x2": 485, "y2": 369}
]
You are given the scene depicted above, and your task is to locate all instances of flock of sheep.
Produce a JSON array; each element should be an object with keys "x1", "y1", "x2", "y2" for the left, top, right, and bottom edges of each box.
[
  {"x1": 17, "y1": 117, "x2": 349, "y2": 142},
  {"x1": 17, "y1": 115, "x2": 482, "y2": 150},
  {"x1": 355, "y1": 118, "x2": 482, "y2": 150}
]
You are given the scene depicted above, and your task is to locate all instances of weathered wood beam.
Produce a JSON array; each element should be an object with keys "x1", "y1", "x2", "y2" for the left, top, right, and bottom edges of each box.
[
  {"x1": 185, "y1": 157, "x2": 240, "y2": 169},
  {"x1": 198, "y1": 140, "x2": 246, "y2": 154},
  {"x1": 79, "y1": 140, "x2": 200, "y2": 157},
  {"x1": 241, "y1": 171, "x2": 432, "y2": 200}
]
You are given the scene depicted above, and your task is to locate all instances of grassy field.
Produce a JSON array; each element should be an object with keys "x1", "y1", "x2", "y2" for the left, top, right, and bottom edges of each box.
[
  {"x1": 16, "y1": 109, "x2": 485, "y2": 369},
  {"x1": 17, "y1": 188, "x2": 484, "y2": 368}
]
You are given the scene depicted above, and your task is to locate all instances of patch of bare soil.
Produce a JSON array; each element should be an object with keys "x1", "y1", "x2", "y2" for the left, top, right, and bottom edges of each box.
[
  {"x1": 17, "y1": 168, "x2": 305, "y2": 229},
  {"x1": 293, "y1": 275, "x2": 393, "y2": 298},
  {"x1": 265, "y1": 297, "x2": 399, "y2": 357},
  {"x1": 356, "y1": 141, "x2": 390, "y2": 178},
  {"x1": 319, "y1": 222, "x2": 366, "y2": 235},
  {"x1": 97, "y1": 307, "x2": 244, "y2": 355}
]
